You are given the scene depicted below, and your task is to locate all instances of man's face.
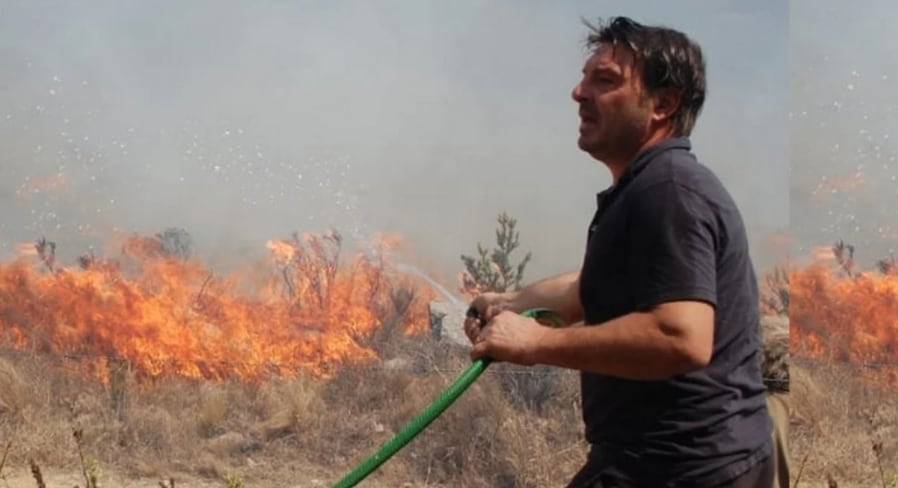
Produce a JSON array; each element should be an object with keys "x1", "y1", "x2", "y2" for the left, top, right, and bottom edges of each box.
[{"x1": 571, "y1": 43, "x2": 654, "y2": 161}]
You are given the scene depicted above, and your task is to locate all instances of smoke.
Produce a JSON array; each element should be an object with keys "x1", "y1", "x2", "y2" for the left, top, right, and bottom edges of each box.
[
  {"x1": 1, "y1": 0, "x2": 788, "y2": 282},
  {"x1": 791, "y1": 0, "x2": 898, "y2": 268}
]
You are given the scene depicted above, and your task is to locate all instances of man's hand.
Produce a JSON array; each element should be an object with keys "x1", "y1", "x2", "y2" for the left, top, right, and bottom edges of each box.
[
  {"x1": 463, "y1": 291, "x2": 515, "y2": 344},
  {"x1": 462, "y1": 271, "x2": 583, "y2": 344},
  {"x1": 469, "y1": 311, "x2": 551, "y2": 365}
]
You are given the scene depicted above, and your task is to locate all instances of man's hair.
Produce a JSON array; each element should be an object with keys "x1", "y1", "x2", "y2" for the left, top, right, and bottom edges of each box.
[{"x1": 583, "y1": 16, "x2": 707, "y2": 137}]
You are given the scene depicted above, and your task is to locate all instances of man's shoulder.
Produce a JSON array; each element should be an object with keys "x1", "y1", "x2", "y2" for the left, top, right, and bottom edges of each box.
[
  {"x1": 639, "y1": 146, "x2": 723, "y2": 189},
  {"x1": 632, "y1": 147, "x2": 737, "y2": 211}
]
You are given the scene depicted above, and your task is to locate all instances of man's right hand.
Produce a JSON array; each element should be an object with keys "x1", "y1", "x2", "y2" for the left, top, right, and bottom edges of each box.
[{"x1": 463, "y1": 292, "x2": 516, "y2": 345}]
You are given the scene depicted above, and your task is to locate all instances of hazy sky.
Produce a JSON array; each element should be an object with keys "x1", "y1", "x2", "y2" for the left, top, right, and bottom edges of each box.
[
  {"x1": 791, "y1": 0, "x2": 898, "y2": 269},
  {"x1": 0, "y1": 0, "x2": 788, "y2": 285}
]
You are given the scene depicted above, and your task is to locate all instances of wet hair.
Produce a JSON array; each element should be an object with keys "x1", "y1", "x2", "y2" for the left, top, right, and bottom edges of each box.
[{"x1": 583, "y1": 16, "x2": 707, "y2": 137}]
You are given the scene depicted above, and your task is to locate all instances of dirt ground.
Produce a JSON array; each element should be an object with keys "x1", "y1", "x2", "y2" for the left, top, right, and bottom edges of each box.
[
  {"x1": 2, "y1": 466, "x2": 221, "y2": 488},
  {"x1": 0, "y1": 463, "x2": 434, "y2": 488}
]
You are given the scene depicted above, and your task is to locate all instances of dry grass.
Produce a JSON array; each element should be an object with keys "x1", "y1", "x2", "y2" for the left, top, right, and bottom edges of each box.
[
  {"x1": 790, "y1": 356, "x2": 898, "y2": 487},
  {"x1": 7, "y1": 251, "x2": 888, "y2": 487},
  {"x1": 0, "y1": 313, "x2": 821, "y2": 487},
  {"x1": 0, "y1": 332, "x2": 588, "y2": 487}
]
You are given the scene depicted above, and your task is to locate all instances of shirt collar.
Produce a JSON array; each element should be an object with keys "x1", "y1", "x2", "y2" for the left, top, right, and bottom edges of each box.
[{"x1": 595, "y1": 136, "x2": 691, "y2": 206}]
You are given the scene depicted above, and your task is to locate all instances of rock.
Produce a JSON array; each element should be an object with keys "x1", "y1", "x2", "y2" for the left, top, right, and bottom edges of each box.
[
  {"x1": 383, "y1": 357, "x2": 410, "y2": 371},
  {"x1": 205, "y1": 431, "x2": 258, "y2": 455},
  {"x1": 428, "y1": 300, "x2": 470, "y2": 347}
]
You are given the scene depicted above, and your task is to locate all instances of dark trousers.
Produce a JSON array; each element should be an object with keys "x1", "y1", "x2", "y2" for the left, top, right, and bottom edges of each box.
[{"x1": 567, "y1": 450, "x2": 776, "y2": 488}]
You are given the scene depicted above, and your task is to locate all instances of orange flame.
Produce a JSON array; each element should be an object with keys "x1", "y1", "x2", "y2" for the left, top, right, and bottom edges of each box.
[
  {"x1": 0, "y1": 231, "x2": 436, "y2": 384},
  {"x1": 15, "y1": 172, "x2": 67, "y2": 202},
  {"x1": 811, "y1": 172, "x2": 865, "y2": 202},
  {"x1": 15, "y1": 243, "x2": 38, "y2": 257},
  {"x1": 791, "y1": 250, "x2": 898, "y2": 387}
]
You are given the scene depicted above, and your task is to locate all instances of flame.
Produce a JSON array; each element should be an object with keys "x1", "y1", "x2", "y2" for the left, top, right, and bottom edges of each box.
[
  {"x1": 0, "y1": 231, "x2": 437, "y2": 384},
  {"x1": 810, "y1": 245, "x2": 835, "y2": 261},
  {"x1": 15, "y1": 172, "x2": 67, "y2": 202},
  {"x1": 15, "y1": 243, "x2": 38, "y2": 257},
  {"x1": 791, "y1": 249, "x2": 898, "y2": 386},
  {"x1": 811, "y1": 172, "x2": 865, "y2": 202}
]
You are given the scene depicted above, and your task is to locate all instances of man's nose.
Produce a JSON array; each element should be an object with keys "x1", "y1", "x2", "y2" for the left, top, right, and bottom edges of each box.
[{"x1": 571, "y1": 82, "x2": 586, "y2": 103}]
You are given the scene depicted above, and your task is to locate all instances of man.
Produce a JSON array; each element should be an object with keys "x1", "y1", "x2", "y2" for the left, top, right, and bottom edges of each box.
[{"x1": 464, "y1": 17, "x2": 775, "y2": 487}]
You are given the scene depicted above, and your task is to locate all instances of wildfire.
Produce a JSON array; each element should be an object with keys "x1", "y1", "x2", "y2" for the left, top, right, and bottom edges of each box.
[
  {"x1": 0, "y1": 230, "x2": 436, "y2": 384},
  {"x1": 790, "y1": 246, "x2": 898, "y2": 386},
  {"x1": 14, "y1": 172, "x2": 67, "y2": 202},
  {"x1": 810, "y1": 172, "x2": 866, "y2": 202}
]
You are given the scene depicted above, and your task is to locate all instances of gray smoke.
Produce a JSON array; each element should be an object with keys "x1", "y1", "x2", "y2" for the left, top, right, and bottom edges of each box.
[
  {"x1": 0, "y1": 0, "x2": 788, "y2": 284},
  {"x1": 791, "y1": 0, "x2": 898, "y2": 269}
]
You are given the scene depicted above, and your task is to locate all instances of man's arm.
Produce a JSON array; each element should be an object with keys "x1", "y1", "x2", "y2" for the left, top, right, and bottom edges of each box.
[
  {"x1": 528, "y1": 300, "x2": 714, "y2": 380},
  {"x1": 506, "y1": 271, "x2": 584, "y2": 324},
  {"x1": 472, "y1": 180, "x2": 719, "y2": 380}
]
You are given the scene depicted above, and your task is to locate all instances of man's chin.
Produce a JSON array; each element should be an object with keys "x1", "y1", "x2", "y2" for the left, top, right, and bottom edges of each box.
[{"x1": 577, "y1": 136, "x2": 598, "y2": 153}]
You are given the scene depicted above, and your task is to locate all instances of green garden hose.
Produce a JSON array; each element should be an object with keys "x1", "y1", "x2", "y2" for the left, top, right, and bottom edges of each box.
[{"x1": 330, "y1": 307, "x2": 566, "y2": 488}]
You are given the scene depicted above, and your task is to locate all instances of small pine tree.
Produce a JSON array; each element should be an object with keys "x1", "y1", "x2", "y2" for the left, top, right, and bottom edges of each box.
[
  {"x1": 459, "y1": 212, "x2": 532, "y2": 297},
  {"x1": 459, "y1": 212, "x2": 560, "y2": 413}
]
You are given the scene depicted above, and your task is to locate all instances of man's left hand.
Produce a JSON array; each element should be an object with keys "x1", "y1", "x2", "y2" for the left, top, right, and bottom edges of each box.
[{"x1": 470, "y1": 311, "x2": 550, "y2": 365}]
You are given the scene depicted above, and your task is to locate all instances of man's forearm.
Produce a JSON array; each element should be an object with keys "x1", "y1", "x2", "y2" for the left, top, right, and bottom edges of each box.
[
  {"x1": 508, "y1": 271, "x2": 583, "y2": 324},
  {"x1": 529, "y1": 311, "x2": 709, "y2": 380}
]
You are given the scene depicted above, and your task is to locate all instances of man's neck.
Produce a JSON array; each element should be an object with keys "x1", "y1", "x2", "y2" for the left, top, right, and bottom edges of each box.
[{"x1": 602, "y1": 130, "x2": 676, "y2": 185}]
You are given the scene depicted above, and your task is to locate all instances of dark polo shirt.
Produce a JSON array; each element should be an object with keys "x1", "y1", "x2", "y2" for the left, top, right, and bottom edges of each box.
[{"x1": 575, "y1": 137, "x2": 772, "y2": 487}]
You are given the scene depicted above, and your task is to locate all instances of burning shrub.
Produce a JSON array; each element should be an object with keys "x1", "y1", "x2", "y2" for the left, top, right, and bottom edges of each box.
[
  {"x1": 791, "y1": 245, "x2": 898, "y2": 373},
  {"x1": 0, "y1": 229, "x2": 435, "y2": 385}
]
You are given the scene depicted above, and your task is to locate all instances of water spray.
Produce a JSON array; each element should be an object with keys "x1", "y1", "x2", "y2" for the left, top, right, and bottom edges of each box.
[
  {"x1": 330, "y1": 307, "x2": 566, "y2": 488},
  {"x1": 393, "y1": 262, "x2": 467, "y2": 310}
]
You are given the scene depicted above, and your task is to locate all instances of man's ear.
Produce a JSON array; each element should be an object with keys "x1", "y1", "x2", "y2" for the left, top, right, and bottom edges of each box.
[{"x1": 651, "y1": 87, "x2": 681, "y2": 124}]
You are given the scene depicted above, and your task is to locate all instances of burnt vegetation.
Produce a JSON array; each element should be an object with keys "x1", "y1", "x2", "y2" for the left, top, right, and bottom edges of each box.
[{"x1": 4, "y1": 225, "x2": 884, "y2": 485}]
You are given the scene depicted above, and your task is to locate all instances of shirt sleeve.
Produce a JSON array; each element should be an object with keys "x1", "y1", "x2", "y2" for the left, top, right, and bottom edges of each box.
[{"x1": 626, "y1": 180, "x2": 718, "y2": 310}]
